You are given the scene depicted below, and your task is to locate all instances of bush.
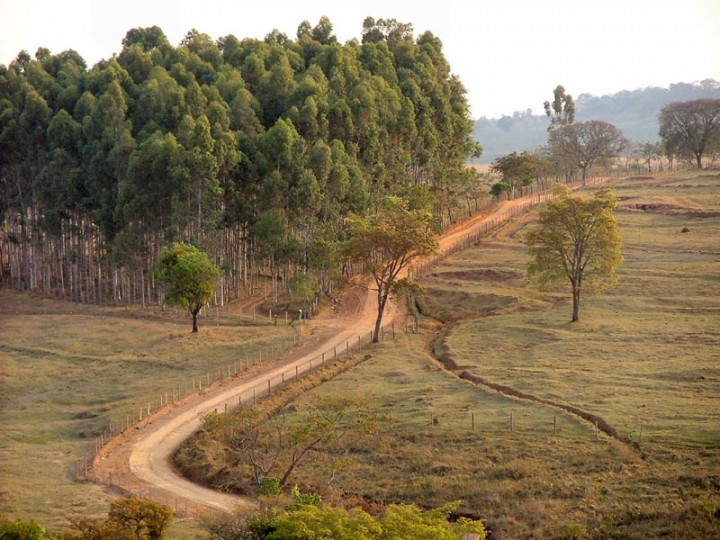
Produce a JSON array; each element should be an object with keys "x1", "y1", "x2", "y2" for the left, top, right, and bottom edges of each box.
[
  {"x1": 211, "y1": 501, "x2": 486, "y2": 540},
  {"x1": 259, "y1": 477, "x2": 281, "y2": 497},
  {"x1": 64, "y1": 498, "x2": 173, "y2": 540},
  {"x1": 0, "y1": 518, "x2": 48, "y2": 540},
  {"x1": 290, "y1": 485, "x2": 321, "y2": 507},
  {"x1": 490, "y1": 181, "x2": 511, "y2": 197}
]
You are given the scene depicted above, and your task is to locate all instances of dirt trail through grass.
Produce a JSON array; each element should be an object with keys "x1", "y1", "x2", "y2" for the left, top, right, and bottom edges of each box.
[
  {"x1": 436, "y1": 207, "x2": 635, "y2": 446},
  {"x1": 93, "y1": 181, "x2": 612, "y2": 515}
]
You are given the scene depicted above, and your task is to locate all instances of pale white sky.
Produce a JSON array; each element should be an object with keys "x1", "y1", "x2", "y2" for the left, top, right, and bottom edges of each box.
[{"x1": 1, "y1": 0, "x2": 718, "y2": 118}]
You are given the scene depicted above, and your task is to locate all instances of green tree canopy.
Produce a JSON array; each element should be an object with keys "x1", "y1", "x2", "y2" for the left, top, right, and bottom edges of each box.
[
  {"x1": 658, "y1": 98, "x2": 720, "y2": 169},
  {"x1": 525, "y1": 185, "x2": 622, "y2": 322},
  {"x1": 107, "y1": 497, "x2": 173, "y2": 540},
  {"x1": 544, "y1": 84, "x2": 575, "y2": 131},
  {"x1": 343, "y1": 197, "x2": 437, "y2": 342},
  {"x1": 0, "y1": 18, "x2": 478, "y2": 306},
  {"x1": 155, "y1": 242, "x2": 219, "y2": 332},
  {"x1": 490, "y1": 151, "x2": 538, "y2": 195},
  {"x1": 548, "y1": 120, "x2": 628, "y2": 184}
]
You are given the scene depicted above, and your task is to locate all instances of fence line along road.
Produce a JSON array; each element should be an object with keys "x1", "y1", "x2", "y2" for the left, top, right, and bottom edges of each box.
[{"x1": 90, "y1": 173, "x2": 618, "y2": 515}]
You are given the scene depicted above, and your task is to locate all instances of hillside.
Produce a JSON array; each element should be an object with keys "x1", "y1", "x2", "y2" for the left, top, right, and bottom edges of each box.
[{"x1": 474, "y1": 79, "x2": 720, "y2": 163}]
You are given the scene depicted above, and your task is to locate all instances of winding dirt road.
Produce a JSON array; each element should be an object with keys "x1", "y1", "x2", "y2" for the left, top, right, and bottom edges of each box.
[{"x1": 93, "y1": 191, "x2": 554, "y2": 516}]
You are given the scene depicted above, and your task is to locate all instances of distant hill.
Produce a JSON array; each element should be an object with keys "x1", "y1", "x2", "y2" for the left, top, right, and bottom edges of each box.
[{"x1": 473, "y1": 79, "x2": 720, "y2": 163}]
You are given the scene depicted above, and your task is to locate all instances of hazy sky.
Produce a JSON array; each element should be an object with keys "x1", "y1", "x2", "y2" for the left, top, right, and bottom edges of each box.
[{"x1": 1, "y1": 0, "x2": 718, "y2": 118}]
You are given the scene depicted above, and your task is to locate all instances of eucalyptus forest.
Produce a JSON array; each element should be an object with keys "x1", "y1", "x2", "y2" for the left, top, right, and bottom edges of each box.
[{"x1": 0, "y1": 17, "x2": 481, "y2": 306}]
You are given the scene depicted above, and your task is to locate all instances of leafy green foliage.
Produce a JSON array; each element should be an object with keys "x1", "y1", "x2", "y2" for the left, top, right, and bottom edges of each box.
[
  {"x1": 154, "y1": 242, "x2": 219, "y2": 332},
  {"x1": 525, "y1": 185, "x2": 622, "y2": 322},
  {"x1": 490, "y1": 180, "x2": 511, "y2": 197},
  {"x1": 58, "y1": 497, "x2": 172, "y2": 539},
  {"x1": 490, "y1": 151, "x2": 538, "y2": 193},
  {"x1": 344, "y1": 197, "x2": 438, "y2": 341},
  {"x1": 259, "y1": 477, "x2": 281, "y2": 497},
  {"x1": 0, "y1": 518, "x2": 48, "y2": 540},
  {"x1": 0, "y1": 18, "x2": 480, "y2": 304},
  {"x1": 544, "y1": 84, "x2": 575, "y2": 130},
  {"x1": 221, "y1": 501, "x2": 486, "y2": 540},
  {"x1": 106, "y1": 497, "x2": 173, "y2": 540},
  {"x1": 290, "y1": 485, "x2": 322, "y2": 507}
]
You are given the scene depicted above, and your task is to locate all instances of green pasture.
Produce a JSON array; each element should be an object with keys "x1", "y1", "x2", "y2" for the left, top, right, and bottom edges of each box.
[
  {"x1": 0, "y1": 297, "x2": 295, "y2": 535},
  {"x1": 284, "y1": 172, "x2": 720, "y2": 538},
  {"x1": 439, "y1": 173, "x2": 720, "y2": 446},
  {"x1": 2, "y1": 172, "x2": 719, "y2": 539}
]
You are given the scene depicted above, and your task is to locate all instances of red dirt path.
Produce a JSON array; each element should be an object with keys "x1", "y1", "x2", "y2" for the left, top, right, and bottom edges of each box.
[{"x1": 92, "y1": 187, "x2": 589, "y2": 515}]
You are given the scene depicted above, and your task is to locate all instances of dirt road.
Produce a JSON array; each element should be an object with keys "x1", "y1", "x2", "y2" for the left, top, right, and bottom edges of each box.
[{"x1": 93, "y1": 189, "x2": 554, "y2": 515}]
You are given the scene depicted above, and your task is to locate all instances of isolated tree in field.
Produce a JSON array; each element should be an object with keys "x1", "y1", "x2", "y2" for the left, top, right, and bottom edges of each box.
[
  {"x1": 659, "y1": 99, "x2": 720, "y2": 169},
  {"x1": 344, "y1": 197, "x2": 438, "y2": 342},
  {"x1": 637, "y1": 141, "x2": 665, "y2": 172},
  {"x1": 549, "y1": 120, "x2": 629, "y2": 184},
  {"x1": 155, "y1": 242, "x2": 219, "y2": 333},
  {"x1": 544, "y1": 84, "x2": 575, "y2": 131},
  {"x1": 525, "y1": 185, "x2": 622, "y2": 323}
]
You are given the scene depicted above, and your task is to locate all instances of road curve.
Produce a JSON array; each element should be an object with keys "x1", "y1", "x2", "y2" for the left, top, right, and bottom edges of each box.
[{"x1": 94, "y1": 191, "x2": 549, "y2": 515}]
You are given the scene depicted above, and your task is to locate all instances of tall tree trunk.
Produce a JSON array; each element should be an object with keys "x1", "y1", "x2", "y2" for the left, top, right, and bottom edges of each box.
[
  {"x1": 373, "y1": 286, "x2": 387, "y2": 343},
  {"x1": 571, "y1": 283, "x2": 581, "y2": 322},
  {"x1": 191, "y1": 305, "x2": 201, "y2": 333}
]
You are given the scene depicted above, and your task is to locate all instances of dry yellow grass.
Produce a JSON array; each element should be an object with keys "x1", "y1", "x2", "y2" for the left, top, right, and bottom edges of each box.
[
  {"x1": 0, "y1": 294, "x2": 294, "y2": 536},
  {"x1": 3, "y1": 172, "x2": 719, "y2": 539},
  {"x1": 272, "y1": 172, "x2": 720, "y2": 538}
]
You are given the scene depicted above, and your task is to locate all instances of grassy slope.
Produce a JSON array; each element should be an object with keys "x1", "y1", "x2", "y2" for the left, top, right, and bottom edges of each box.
[
  {"x1": 443, "y1": 173, "x2": 720, "y2": 445},
  {"x1": 2, "y1": 172, "x2": 719, "y2": 539},
  {"x1": 0, "y1": 297, "x2": 295, "y2": 537},
  {"x1": 286, "y1": 173, "x2": 720, "y2": 539}
]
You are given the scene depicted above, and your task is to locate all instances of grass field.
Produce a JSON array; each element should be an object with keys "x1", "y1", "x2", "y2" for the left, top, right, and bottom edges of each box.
[
  {"x1": 437, "y1": 173, "x2": 720, "y2": 446},
  {"x1": 2, "y1": 172, "x2": 719, "y2": 539},
  {"x1": 278, "y1": 172, "x2": 720, "y2": 538},
  {"x1": 0, "y1": 296, "x2": 297, "y2": 537}
]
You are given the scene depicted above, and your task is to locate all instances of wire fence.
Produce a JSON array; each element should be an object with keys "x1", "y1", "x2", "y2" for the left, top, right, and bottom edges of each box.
[
  {"x1": 78, "y1": 318, "x2": 402, "y2": 480},
  {"x1": 81, "y1": 172, "x2": 622, "y2": 514},
  {"x1": 410, "y1": 173, "x2": 613, "y2": 279},
  {"x1": 382, "y1": 406, "x2": 634, "y2": 444}
]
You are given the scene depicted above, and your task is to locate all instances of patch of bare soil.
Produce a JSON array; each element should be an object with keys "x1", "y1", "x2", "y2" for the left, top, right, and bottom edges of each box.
[{"x1": 90, "y1": 181, "x2": 610, "y2": 516}]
